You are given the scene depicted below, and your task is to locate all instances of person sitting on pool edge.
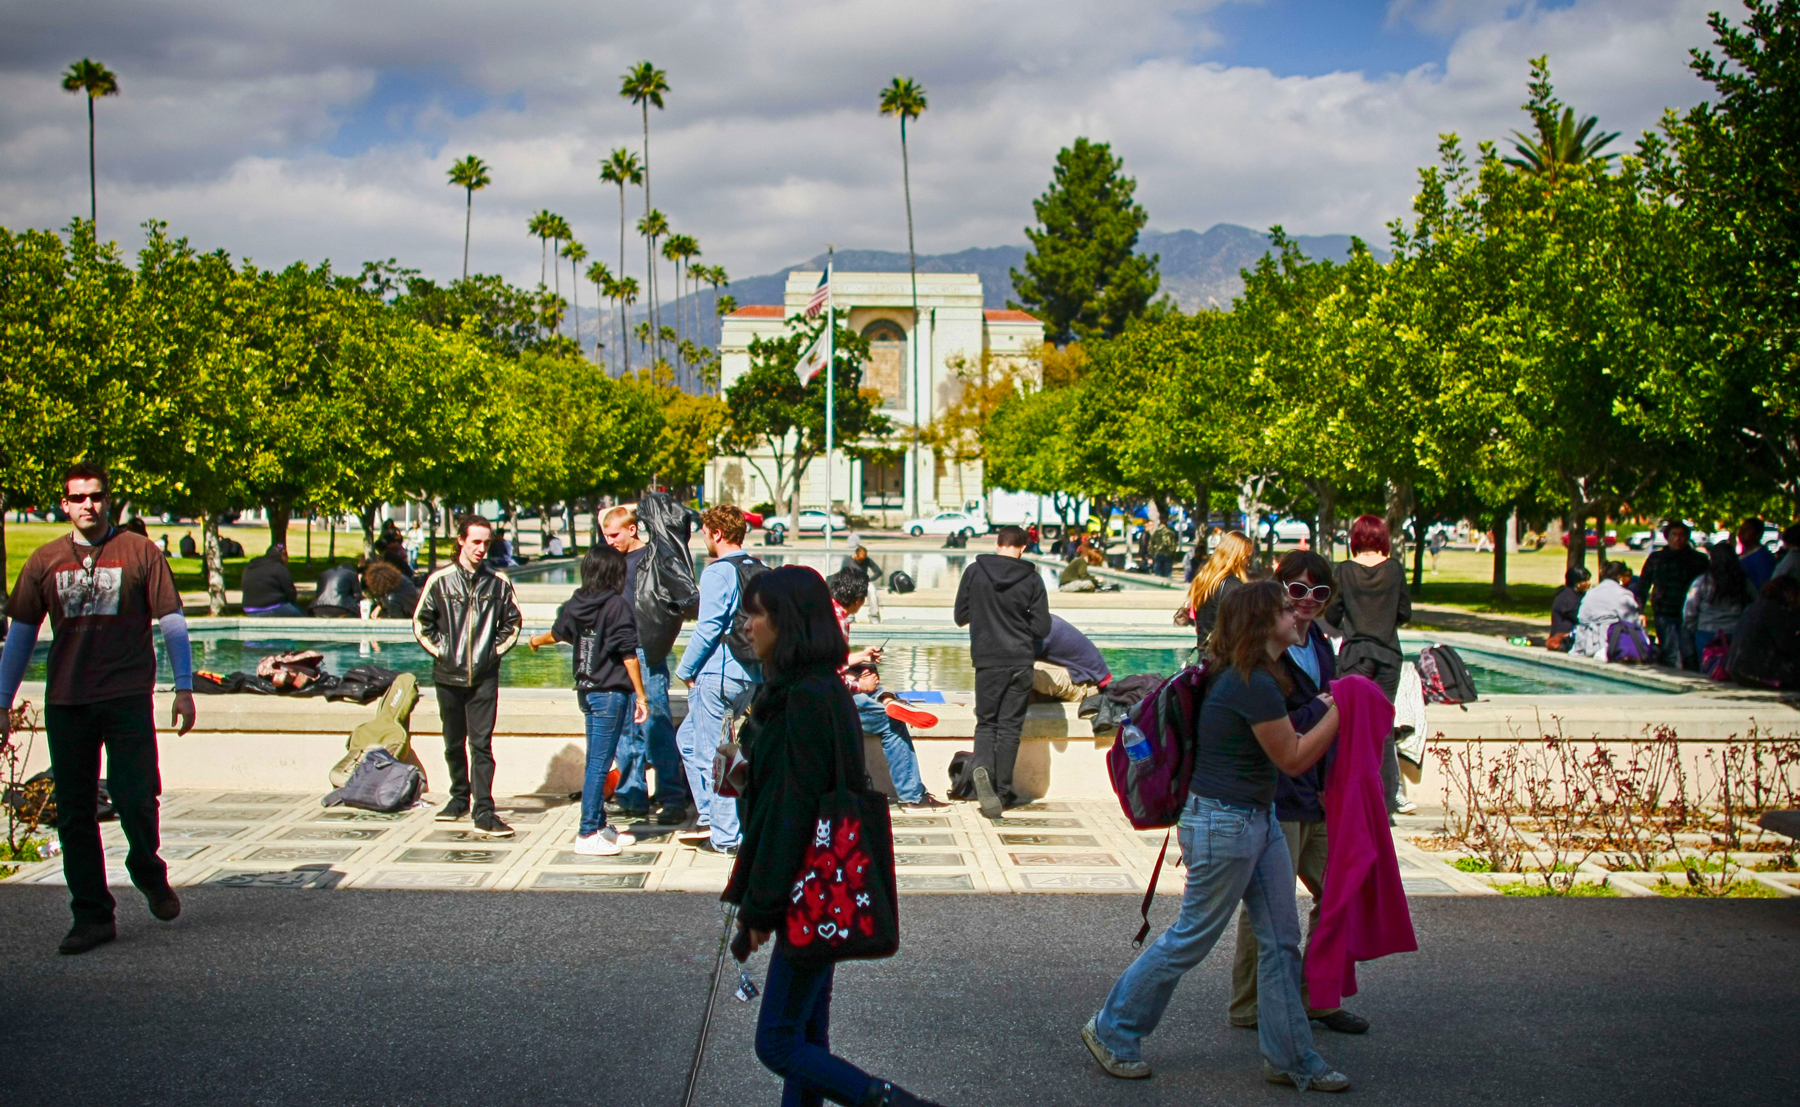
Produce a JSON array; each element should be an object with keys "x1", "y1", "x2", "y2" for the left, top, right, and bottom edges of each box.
[{"x1": 844, "y1": 661, "x2": 947, "y2": 811}]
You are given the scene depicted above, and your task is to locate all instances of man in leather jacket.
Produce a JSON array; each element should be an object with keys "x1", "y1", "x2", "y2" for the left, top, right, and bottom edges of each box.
[{"x1": 413, "y1": 514, "x2": 523, "y2": 837}]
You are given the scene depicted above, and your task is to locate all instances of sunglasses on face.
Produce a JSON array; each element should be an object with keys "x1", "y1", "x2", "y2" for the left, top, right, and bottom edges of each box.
[
  {"x1": 64, "y1": 491, "x2": 107, "y2": 505},
  {"x1": 1284, "y1": 581, "x2": 1332, "y2": 603}
]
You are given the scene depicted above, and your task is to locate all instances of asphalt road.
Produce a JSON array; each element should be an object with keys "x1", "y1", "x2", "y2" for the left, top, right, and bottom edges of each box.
[{"x1": 3, "y1": 886, "x2": 1795, "y2": 1106}]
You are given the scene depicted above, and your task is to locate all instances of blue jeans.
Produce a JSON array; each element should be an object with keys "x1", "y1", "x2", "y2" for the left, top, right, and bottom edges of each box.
[
  {"x1": 1654, "y1": 613, "x2": 1697, "y2": 670},
  {"x1": 578, "y1": 691, "x2": 630, "y2": 835},
  {"x1": 613, "y1": 649, "x2": 690, "y2": 813},
  {"x1": 678, "y1": 671, "x2": 753, "y2": 849},
  {"x1": 1094, "y1": 795, "x2": 1329, "y2": 1086},
  {"x1": 245, "y1": 603, "x2": 306, "y2": 618},
  {"x1": 879, "y1": 724, "x2": 925, "y2": 804},
  {"x1": 757, "y1": 945, "x2": 877, "y2": 1107}
]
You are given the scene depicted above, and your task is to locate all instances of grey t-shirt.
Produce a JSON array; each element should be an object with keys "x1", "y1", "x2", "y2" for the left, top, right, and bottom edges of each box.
[{"x1": 1188, "y1": 666, "x2": 1287, "y2": 807}]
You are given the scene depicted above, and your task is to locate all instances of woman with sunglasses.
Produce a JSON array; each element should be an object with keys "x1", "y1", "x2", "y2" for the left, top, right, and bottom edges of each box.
[
  {"x1": 1084, "y1": 579, "x2": 1348, "y2": 1092},
  {"x1": 1226, "y1": 551, "x2": 1370, "y2": 1037},
  {"x1": 1321, "y1": 515, "x2": 1410, "y2": 818}
]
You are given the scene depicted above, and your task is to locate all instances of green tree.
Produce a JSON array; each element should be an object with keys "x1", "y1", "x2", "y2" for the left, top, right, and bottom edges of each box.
[
  {"x1": 1010, "y1": 138, "x2": 1160, "y2": 343},
  {"x1": 1503, "y1": 57, "x2": 1621, "y2": 185},
  {"x1": 879, "y1": 76, "x2": 929, "y2": 391},
  {"x1": 446, "y1": 154, "x2": 491, "y2": 279},
  {"x1": 528, "y1": 210, "x2": 557, "y2": 287},
  {"x1": 61, "y1": 59, "x2": 119, "y2": 230},
  {"x1": 599, "y1": 147, "x2": 643, "y2": 369},
  {"x1": 637, "y1": 208, "x2": 670, "y2": 365},
  {"x1": 561, "y1": 239, "x2": 587, "y2": 344}
]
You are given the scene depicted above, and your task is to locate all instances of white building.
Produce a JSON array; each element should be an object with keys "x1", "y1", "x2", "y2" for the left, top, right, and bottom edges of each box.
[{"x1": 706, "y1": 270, "x2": 1044, "y2": 522}]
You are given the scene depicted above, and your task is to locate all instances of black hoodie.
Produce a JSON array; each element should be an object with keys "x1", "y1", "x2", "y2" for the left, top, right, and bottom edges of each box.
[
  {"x1": 954, "y1": 553, "x2": 1051, "y2": 668},
  {"x1": 552, "y1": 588, "x2": 641, "y2": 694}
]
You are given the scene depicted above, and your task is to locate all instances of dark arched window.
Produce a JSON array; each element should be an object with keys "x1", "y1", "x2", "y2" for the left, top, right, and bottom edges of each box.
[{"x1": 860, "y1": 319, "x2": 907, "y2": 409}]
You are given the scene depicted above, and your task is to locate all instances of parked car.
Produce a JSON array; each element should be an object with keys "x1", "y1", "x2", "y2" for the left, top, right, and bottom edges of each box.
[
  {"x1": 903, "y1": 510, "x2": 982, "y2": 538},
  {"x1": 1560, "y1": 529, "x2": 1618, "y2": 549},
  {"x1": 1259, "y1": 518, "x2": 1314, "y2": 544},
  {"x1": 741, "y1": 510, "x2": 764, "y2": 529},
  {"x1": 766, "y1": 509, "x2": 847, "y2": 536}
]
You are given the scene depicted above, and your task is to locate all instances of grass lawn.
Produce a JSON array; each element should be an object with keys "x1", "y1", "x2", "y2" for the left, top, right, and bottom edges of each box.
[
  {"x1": 1399, "y1": 545, "x2": 1647, "y2": 623},
  {"x1": 3, "y1": 520, "x2": 463, "y2": 595}
]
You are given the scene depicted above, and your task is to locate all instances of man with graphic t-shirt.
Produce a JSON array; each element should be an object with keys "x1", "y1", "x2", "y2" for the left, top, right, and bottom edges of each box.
[{"x1": 0, "y1": 462, "x2": 197, "y2": 955}]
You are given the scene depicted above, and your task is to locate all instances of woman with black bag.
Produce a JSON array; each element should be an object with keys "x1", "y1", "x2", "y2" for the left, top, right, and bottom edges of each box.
[{"x1": 723, "y1": 566, "x2": 945, "y2": 1107}]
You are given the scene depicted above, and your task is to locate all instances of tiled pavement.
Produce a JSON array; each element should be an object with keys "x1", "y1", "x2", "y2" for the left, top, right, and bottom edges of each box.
[{"x1": 2, "y1": 792, "x2": 1493, "y2": 897}]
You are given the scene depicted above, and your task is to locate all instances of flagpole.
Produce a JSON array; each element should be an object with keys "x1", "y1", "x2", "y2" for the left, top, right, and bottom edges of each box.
[{"x1": 824, "y1": 246, "x2": 835, "y2": 557}]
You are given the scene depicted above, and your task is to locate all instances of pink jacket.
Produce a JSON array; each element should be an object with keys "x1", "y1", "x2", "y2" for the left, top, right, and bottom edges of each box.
[{"x1": 1304, "y1": 673, "x2": 1418, "y2": 1009}]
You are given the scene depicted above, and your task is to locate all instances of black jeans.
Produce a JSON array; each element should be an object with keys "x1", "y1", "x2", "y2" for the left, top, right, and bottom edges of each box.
[
  {"x1": 972, "y1": 665, "x2": 1033, "y2": 804},
  {"x1": 436, "y1": 673, "x2": 500, "y2": 817},
  {"x1": 1654, "y1": 613, "x2": 1697, "y2": 670},
  {"x1": 46, "y1": 695, "x2": 169, "y2": 926},
  {"x1": 756, "y1": 946, "x2": 877, "y2": 1106}
]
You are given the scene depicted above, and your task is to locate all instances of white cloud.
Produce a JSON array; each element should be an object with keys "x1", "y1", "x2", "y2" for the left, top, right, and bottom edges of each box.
[{"x1": 0, "y1": 0, "x2": 1736, "y2": 287}]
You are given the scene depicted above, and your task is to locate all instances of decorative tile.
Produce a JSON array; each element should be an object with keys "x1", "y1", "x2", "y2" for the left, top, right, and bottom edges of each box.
[
  {"x1": 549, "y1": 851, "x2": 659, "y2": 866},
  {"x1": 990, "y1": 817, "x2": 1083, "y2": 828},
  {"x1": 892, "y1": 833, "x2": 957, "y2": 847},
  {"x1": 397, "y1": 848, "x2": 511, "y2": 865},
  {"x1": 160, "y1": 825, "x2": 247, "y2": 841},
  {"x1": 281, "y1": 827, "x2": 386, "y2": 842},
  {"x1": 1011, "y1": 802, "x2": 1075, "y2": 812},
  {"x1": 1402, "y1": 878, "x2": 1458, "y2": 896},
  {"x1": 898, "y1": 873, "x2": 975, "y2": 891},
  {"x1": 1009, "y1": 852, "x2": 1119, "y2": 867},
  {"x1": 997, "y1": 834, "x2": 1101, "y2": 847},
  {"x1": 211, "y1": 792, "x2": 307, "y2": 805},
  {"x1": 425, "y1": 829, "x2": 533, "y2": 844},
  {"x1": 368, "y1": 870, "x2": 488, "y2": 889},
  {"x1": 240, "y1": 846, "x2": 357, "y2": 863},
  {"x1": 315, "y1": 810, "x2": 409, "y2": 823},
  {"x1": 206, "y1": 867, "x2": 341, "y2": 889},
  {"x1": 533, "y1": 871, "x2": 648, "y2": 890},
  {"x1": 107, "y1": 843, "x2": 208, "y2": 860},
  {"x1": 890, "y1": 817, "x2": 950, "y2": 828},
  {"x1": 893, "y1": 852, "x2": 966, "y2": 867},
  {"x1": 1019, "y1": 873, "x2": 1136, "y2": 890},
  {"x1": 489, "y1": 809, "x2": 549, "y2": 824},
  {"x1": 169, "y1": 807, "x2": 280, "y2": 822}
]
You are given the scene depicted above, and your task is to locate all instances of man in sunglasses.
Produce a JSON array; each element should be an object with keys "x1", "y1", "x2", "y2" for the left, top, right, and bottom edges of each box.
[{"x1": 0, "y1": 462, "x2": 196, "y2": 955}]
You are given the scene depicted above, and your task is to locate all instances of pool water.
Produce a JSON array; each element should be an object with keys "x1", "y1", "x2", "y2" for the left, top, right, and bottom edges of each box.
[
  {"x1": 508, "y1": 551, "x2": 1164, "y2": 591},
  {"x1": 23, "y1": 634, "x2": 1665, "y2": 697}
]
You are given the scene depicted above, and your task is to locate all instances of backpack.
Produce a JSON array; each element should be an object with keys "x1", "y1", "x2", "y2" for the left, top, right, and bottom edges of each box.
[
  {"x1": 1607, "y1": 621, "x2": 1655, "y2": 664},
  {"x1": 1105, "y1": 663, "x2": 1213, "y2": 946},
  {"x1": 1701, "y1": 634, "x2": 1731, "y2": 681},
  {"x1": 720, "y1": 553, "x2": 771, "y2": 668},
  {"x1": 322, "y1": 747, "x2": 423, "y2": 812},
  {"x1": 329, "y1": 673, "x2": 420, "y2": 788},
  {"x1": 887, "y1": 570, "x2": 915, "y2": 594},
  {"x1": 1415, "y1": 645, "x2": 1478, "y2": 705}
]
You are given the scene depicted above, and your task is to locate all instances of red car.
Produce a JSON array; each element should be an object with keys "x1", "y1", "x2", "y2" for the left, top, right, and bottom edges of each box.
[
  {"x1": 1559, "y1": 529, "x2": 1617, "y2": 548},
  {"x1": 743, "y1": 510, "x2": 764, "y2": 529}
]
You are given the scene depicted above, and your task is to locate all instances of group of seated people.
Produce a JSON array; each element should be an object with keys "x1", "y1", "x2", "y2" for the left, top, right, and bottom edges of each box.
[
  {"x1": 1548, "y1": 519, "x2": 1799, "y2": 688},
  {"x1": 235, "y1": 538, "x2": 421, "y2": 620}
]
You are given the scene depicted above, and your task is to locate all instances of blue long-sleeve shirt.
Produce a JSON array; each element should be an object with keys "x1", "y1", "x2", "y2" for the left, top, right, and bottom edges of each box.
[{"x1": 675, "y1": 555, "x2": 759, "y2": 684}]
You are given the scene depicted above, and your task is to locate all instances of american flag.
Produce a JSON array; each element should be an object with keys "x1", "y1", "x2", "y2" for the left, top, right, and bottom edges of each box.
[{"x1": 804, "y1": 267, "x2": 831, "y2": 318}]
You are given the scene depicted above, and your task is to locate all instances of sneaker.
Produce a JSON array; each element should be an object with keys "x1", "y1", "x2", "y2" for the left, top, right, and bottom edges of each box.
[
  {"x1": 146, "y1": 887, "x2": 182, "y2": 922},
  {"x1": 1312, "y1": 1009, "x2": 1370, "y2": 1034},
  {"x1": 1396, "y1": 800, "x2": 1418, "y2": 815},
  {"x1": 1082, "y1": 1016, "x2": 1150, "y2": 1079},
  {"x1": 58, "y1": 921, "x2": 116, "y2": 956},
  {"x1": 574, "y1": 826, "x2": 636, "y2": 855},
  {"x1": 605, "y1": 799, "x2": 650, "y2": 818},
  {"x1": 655, "y1": 804, "x2": 689, "y2": 825},
  {"x1": 1263, "y1": 1060, "x2": 1350, "y2": 1092},
  {"x1": 904, "y1": 793, "x2": 950, "y2": 810},
  {"x1": 676, "y1": 826, "x2": 712, "y2": 843},
  {"x1": 972, "y1": 766, "x2": 1003, "y2": 820},
  {"x1": 434, "y1": 798, "x2": 470, "y2": 822},
  {"x1": 883, "y1": 701, "x2": 939, "y2": 729},
  {"x1": 695, "y1": 839, "x2": 738, "y2": 857},
  {"x1": 471, "y1": 813, "x2": 514, "y2": 839}
]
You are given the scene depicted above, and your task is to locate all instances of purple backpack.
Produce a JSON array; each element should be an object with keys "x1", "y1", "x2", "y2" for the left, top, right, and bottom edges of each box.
[
  {"x1": 1607, "y1": 621, "x2": 1654, "y2": 664},
  {"x1": 1106, "y1": 662, "x2": 1213, "y2": 943}
]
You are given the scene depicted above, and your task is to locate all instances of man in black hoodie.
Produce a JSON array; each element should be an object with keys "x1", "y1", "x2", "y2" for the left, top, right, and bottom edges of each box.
[{"x1": 955, "y1": 525, "x2": 1051, "y2": 819}]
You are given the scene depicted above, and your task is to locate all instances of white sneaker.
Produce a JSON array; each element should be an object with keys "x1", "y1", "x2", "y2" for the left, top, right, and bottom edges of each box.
[{"x1": 574, "y1": 826, "x2": 636, "y2": 856}]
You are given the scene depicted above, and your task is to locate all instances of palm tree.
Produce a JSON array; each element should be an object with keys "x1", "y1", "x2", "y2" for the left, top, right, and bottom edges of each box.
[
  {"x1": 446, "y1": 154, "x2": 492, "y2": 279},
  {"x1": 61, "y1": 58, "x2": 120, "y2": 229},
  {"x1": 636, "y1": 208, "x2": 669, "y2": 365},
  {"x1": 1504, "y1": 106, "x2": 1620, "y2": 186},
  {"x1": 562, "y1": 240, "x2": 588, "y2": 344},
  {"x1": 662, "y1": 232, "x2": 698, "y2": 383},
  {"x1": 547, "y1": 214, "x2": 572, "y2": 298},
  {"x1": 879, "y1": 76, "x2": 929, "y2": 401},
  {"x1": 586, "y1": 260, "x2": 612, "y2": 366},
  {"x1": 620, "y1": 63, "x2": 670, "y2": 363},
  {"x1": 615, "y1": 276, "x2": 640, "y2": 373},
  {"x1": 528, "y1": 210, "x2": 557, "y2": 287}
]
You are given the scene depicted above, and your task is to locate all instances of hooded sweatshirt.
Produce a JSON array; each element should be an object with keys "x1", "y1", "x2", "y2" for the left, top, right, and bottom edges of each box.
[
  {"x1": 551, "y1": 587, "x2": 640, "y2": 694},
  {"x1": 954, "y1": 553, "x2": 1051, "y2": 668}
]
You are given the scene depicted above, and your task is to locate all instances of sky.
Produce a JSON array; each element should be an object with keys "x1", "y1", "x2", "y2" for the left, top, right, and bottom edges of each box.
[{"x1": 0, "y1": 0, "x2": 1740, "y2": 292}]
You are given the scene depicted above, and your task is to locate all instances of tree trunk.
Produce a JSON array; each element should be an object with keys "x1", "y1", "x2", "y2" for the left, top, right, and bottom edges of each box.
[
  {"x1": 265, "y1": 499, "x2": 290, "y2": 552},
  {"x1": 1410, "y1": 514, "x2": 1427, "y2": 596},
  {"x1": 1491, "y1": 500, "x2": 1511, "y2": 601},
  {"x1": 0, "y1": 496, "x2": 9, "y2": 606},
  {"x1": 328, "y1": 516, "x2": 336, "y2": 562},
  {"x1": 359, "y1": 505, "x2": 379, "y2": 560},
  {"x1": 539, "y1": 503, "x2": 553, "y2": 555},
  {"x1": 427, "y1": 499, "x2": 439, "y2": 572},
  {"x1": 203, "y1": 512, "x2": 227, "y2": 616},
  {"x1": 1314, "y1": 478, "x2": 1337, "y2": 561}
]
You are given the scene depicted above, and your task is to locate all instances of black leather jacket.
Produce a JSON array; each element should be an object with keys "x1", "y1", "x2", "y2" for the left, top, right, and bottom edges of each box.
[{"x1": 412, "y1": 562, "x2": 523, "y2": 687}]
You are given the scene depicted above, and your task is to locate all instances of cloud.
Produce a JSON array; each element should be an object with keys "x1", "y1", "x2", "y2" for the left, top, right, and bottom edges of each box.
[{"x1": 0, "y1": 0, "x2": 1735, "y2": 289}]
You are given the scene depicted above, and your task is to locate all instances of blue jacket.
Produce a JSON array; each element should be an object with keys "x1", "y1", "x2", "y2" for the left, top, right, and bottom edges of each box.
[
  {"x1": 675, "y1": 555, "x2": 759, "y2": 684},
  {"x1": 1274, "y1": 624, "x2": 1336, "y2": 823}
]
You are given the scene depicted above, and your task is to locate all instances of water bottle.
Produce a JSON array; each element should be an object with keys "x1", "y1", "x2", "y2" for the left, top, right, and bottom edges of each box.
[{"x1": 1121, "y1": 721, "x2": 1152, "y2": 763}]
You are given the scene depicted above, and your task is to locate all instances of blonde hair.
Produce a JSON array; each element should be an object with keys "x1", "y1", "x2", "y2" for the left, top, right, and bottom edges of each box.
[
  {"x1": 1187, "y1": 530, "x2": 1254, "y2": 614},
  {"x1": 599, "y1": 504, "x2": 638, "y2": 531}
]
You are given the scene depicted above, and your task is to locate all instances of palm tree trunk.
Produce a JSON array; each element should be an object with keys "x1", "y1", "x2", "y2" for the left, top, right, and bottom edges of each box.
[
  {"x1": 641, "y1": 103, "x2": 660, "y2": 368},
  {"x1": 88, "y1": 95, "x2": 98, "y2": 227},
  {"x1": 902, "y1": 117, "x2": 920, "y2": 412},
  {"x1": 461, "y1": 187, "x2": 473, "y2": 279},
  {"x1": 571, "y1": 262, "x2": 580, "y2": 348},
  {"x1": 540, "y1": 237, "x2": 547, "y2": 288}
]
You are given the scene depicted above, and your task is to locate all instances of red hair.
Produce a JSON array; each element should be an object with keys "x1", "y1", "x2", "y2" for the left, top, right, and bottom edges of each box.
[{"x1": 1348, "y1": 514, "x2": 1390, "y2": 556}]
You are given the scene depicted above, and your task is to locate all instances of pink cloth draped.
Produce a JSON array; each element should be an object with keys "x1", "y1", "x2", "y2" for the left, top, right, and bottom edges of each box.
[{"x1": 1304, "y1": 674, "x2": 1417, "y2": 1009}]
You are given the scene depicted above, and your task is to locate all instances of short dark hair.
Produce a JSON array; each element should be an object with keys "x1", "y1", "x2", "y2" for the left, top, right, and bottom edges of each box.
[
  {"x1": 741, "y1": 566, "x2": 847, "y2": 678},
  {"x1": 844, "y1": 661, "x2": 879, "y2": 679},
  {"x1": 1663, "y1": 521, "x2": 1691, "y2": 538},
  {"x1": 579, "y1": 541, "x2": 627, "y2": 596},
  {"x1": 1600, "y1": 560, "x2": 1632, "y2": 583},
  {"x1": 827, "y1": 568, "x2": 868, "y2": 607},
  {"x1": 456, "y1": 514, "x2": 492, "y2": 540},
  {"x1": 63, "y1": 461, "x2": 108, "y2": 496},
  {"x1": 996, "y1": 525, "x2": 1028, "y2": 548},
  {"x1": 1564, "y1": 565, "x2": 1591, "y2": 589},
  {"x1": 1274, "y1": 549, "x2": 1333, "y2": 590},
  {"x1": 1348, "y1": 515, "x2": 1390, "y2": 556},
  {"x1": 1783, "y1": 523, "x2": 1800, "y2": 549}
]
